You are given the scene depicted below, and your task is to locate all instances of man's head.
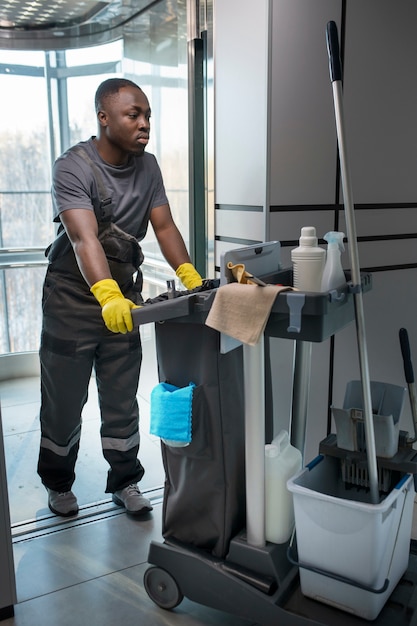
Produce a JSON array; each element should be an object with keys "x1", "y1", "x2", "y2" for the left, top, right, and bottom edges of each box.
[
  {"x1": 95, "y1": 78, "x2": 142, "y2": 113},
  {"x1": 94, "y1": 78, "x2": 151, "y2": 163}
]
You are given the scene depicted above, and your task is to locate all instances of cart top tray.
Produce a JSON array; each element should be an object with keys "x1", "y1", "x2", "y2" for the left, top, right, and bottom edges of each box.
[{"x1": 131, "y1": 268, "x2": 371, "y2": 343}]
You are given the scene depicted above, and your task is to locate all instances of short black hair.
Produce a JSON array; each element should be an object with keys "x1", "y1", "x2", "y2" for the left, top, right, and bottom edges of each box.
[{"x1": 95, "y1": 78, "x2": 142, "y2": 113}]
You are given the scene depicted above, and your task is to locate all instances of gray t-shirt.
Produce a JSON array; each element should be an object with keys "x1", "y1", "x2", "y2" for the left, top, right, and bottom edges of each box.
[{"x1": 52, "y1": 137, "x2": 168, "y2": 242}]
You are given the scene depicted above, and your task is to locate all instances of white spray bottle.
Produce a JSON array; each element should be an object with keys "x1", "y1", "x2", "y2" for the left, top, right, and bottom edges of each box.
[{"x1": 320, "y1": 231, "x2": 346, "y2": 292}]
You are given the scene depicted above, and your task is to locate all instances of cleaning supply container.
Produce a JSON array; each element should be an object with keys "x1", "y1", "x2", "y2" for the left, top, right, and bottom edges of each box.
[
  {"x1": 264, "y1": 430, "x2": 302, "y2": 544},
  {"x1": 320, "y1": 231, "x2": 346, "y2": 292},
  {"x1": 287, "y1": 454, "x2": 415, "y2": 620},
  {"x1": 291, "y1": 226, "x2": 325, "y2": 292}
]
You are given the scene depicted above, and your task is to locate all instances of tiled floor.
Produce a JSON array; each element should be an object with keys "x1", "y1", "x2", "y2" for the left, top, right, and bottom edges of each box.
[{"x1": 4, "y1": 507, "x2": 256, "y2": 626}]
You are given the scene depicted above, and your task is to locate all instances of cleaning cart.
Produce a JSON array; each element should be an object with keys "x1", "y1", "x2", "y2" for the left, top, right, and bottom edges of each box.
[
  {"x1": 131, "y1": 21, "x2": 417, "y2": 626},
  {"x1": 134, "y1": 250, "x2": 417, "y2": 625}
]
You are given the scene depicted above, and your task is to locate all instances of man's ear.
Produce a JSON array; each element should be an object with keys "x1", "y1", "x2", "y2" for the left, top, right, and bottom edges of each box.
[{"x1": 97, "y1": 110, "x2": 107, "y2": 127}]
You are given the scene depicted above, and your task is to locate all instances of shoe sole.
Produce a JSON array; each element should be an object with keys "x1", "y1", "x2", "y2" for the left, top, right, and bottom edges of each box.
[
  {"x1": 112, "y1": 494, "x2": 153, "y2": 515},
  {"x1": 48, "y1": 503, "x2": 79, "y2": 517}
]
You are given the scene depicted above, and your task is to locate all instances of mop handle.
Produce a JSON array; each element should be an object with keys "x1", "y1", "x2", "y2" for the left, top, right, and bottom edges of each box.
[
  {"x1": 399, "y1": 328, "x2": 414, "y2": 384},
  {"x1": 325, "y1": 21, "x2": 361, "y2": 288},
  {"x1": 326, "y1": 20, "x2": 342, "y2": 82},
  {"x1": 325, "y1": 20, "x2": 379, "y2": 504}
]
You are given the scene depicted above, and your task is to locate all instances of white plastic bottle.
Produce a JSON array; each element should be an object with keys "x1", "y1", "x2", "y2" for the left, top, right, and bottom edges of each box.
[
  {"x1": 291, "y1": 226, "x2": 325, "y2": 291},
  {"x1": 320, "y1": 231, "x2": 346, "y2": 292},
  {"x1": 264, "y1": 430, "x2": 302, "y2": 544}
]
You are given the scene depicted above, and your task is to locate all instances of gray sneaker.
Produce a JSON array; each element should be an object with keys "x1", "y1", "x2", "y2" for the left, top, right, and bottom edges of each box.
[
  {"x1": 47, "y1": 488, "x2": 79, "y2": 517},
  {"x1": 112, "y1": 484, "x2": 153, "y2": 515}
]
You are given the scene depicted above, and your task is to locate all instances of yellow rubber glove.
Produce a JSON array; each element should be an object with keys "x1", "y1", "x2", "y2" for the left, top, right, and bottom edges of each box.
[
  {"x1": 175, "y1": 263, "x2": 203, "y2": 290},
  {"x1": 91, "y1": 278, "x2": 138, "y2": 334}
]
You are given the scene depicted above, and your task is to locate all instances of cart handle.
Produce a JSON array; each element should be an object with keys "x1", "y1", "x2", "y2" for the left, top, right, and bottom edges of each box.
[{"x1": 326, "y1": 20, "x2": 342, "y2": 83}]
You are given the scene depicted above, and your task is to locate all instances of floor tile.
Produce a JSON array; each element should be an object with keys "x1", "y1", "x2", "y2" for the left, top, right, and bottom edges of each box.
[
  {"x1": 3, "y1": 561, "x2": 256, "y2": 626},
  {"x1": 1, "y1": 377, "x2": 164, "y2": 525},
  {"x1": 6, "y1": 502, "x2": 256, "y2": 626},
  {"x1": 0, "y1": 378, "x2": 40, "y2": 409},
  {"x1": 13, "y1": 507, "x2": 163, "y2": 602}
]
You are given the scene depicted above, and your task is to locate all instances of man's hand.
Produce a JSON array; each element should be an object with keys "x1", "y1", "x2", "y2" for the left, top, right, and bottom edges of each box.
[
  {"x1": 175, "y1": 263, "x2": 203, "y2": 290},
  {"x1": 91, "y1": 278, "x2": 138, "y2": 333}
]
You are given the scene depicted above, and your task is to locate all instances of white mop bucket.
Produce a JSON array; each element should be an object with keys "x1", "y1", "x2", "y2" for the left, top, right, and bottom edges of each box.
[{"x1": 287, "y1": 455, "x2": 414, "y2": 620}]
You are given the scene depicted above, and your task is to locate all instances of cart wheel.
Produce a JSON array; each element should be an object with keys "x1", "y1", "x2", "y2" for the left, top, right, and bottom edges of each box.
[{"x1": 144, "y1": 566, "x2": 184, "y2": 610}]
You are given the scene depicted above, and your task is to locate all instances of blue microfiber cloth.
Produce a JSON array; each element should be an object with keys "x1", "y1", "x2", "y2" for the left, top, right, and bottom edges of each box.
[{"x1": 150, "y1": 381, "x2": 196, "y2": 444}]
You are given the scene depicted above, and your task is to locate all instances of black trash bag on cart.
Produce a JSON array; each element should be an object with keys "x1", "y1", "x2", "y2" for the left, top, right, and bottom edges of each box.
[
  {"x1": 147, "y1": 275, "x2": 274, "y2": 558},
  {"x1": 154, "y1": 317, "x2": 246, "y2": 560}
]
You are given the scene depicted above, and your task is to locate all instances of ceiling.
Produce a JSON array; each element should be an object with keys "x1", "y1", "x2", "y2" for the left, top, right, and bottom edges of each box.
[
  {"x1": 0, "y1": 0, "x2": 110, "y2": 29},
  {"x1": 0, "y1": 0, "x2": 161, "y2": 50}
]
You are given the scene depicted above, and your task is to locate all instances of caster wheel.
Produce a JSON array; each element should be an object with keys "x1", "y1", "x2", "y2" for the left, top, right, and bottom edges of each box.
[{"x1": 144, "y1": 566, "x2": 184, "y2": 610}]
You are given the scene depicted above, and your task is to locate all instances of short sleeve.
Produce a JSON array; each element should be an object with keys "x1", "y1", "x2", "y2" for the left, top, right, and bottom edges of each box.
[{"x1": 51, "y1": 152, "x2": 95, "y2": 223}]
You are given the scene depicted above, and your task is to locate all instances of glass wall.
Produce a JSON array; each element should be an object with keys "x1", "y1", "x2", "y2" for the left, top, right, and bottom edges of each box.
[
  {"x1": 0, "y1": 0, "x2": 190, "y2": 356},
  {"x1": 0, "y1": 50, "x2": 53, "y2": 354}
]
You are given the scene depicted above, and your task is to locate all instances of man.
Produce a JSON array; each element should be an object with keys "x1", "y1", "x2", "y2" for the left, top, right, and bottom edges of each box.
[{"x1": 37, "y1": 77, "x2": 202, "y2": 517}]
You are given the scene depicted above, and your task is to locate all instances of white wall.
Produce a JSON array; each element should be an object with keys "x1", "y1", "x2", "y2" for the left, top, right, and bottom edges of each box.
[
  {"x1": 213, "y1": 0, "x2": 270, "y2": 270},
  {"x1": 213, "y1": 0, "x2": 417, "y2": 461}
]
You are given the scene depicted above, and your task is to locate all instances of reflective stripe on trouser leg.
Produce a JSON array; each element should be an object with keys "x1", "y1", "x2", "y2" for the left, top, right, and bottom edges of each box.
[
  {"x1": 37, "y1": 265, "x2": 99, "y2": 492},
  {"x1": 37, "y1": 335, "x2": 93, "y2": 492},
  {"x1": 95, "y1": 329, "x2": 145, "y2": 493}
]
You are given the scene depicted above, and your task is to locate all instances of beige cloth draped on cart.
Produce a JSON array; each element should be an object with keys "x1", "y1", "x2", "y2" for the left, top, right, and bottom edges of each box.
[{"x1": 205, "y1": 262, "x2": 294, "y2": 346}]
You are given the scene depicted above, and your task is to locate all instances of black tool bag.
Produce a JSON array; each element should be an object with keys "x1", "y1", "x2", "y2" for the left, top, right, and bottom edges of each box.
[
  {"x1": 154, "y1": 320, "x2": 246, "y2": 559},
  {"x1": 45, "y1": 147, "x2": 144, "y2": 293}
]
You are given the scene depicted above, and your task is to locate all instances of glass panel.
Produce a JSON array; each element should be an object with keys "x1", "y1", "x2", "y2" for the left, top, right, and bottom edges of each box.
[
  {"x1": 65, "y1": 40, "x2": 123, "y2": 66},
  {"x1": 0, "y1": 1, "x2": 190, "y2": 354},
  {"x1": 0, "y1": 59, "x2": 53, "y2": 355},
  {"x1": 0, "y1": 50, "x2": 44, "y2": 64},
  {"x1": 0, "y1": 71, "x2": 53, "y2": 248},
  {"x1": 0, "y1": 267, "x2": 46, "y2": 354},
  {"x1": 123, "y1": 0, "x2": 189, "y2": 298},
  {"x1": 66, "y1": 41, "x2": 123, "y2": 145},
  {"x1": 67, "y1": 72, "x2": 116, "y2": 146}
]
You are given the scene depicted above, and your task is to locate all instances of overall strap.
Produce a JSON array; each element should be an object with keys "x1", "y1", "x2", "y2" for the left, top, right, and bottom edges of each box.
[{"x1": 72, "y1": 145, "x2": 113, "y2": 223}]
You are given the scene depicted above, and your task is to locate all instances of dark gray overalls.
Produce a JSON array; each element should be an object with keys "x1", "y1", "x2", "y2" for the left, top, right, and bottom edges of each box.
[{"x1": 37, "y1": 148, "x2": 145, "y2": 494}]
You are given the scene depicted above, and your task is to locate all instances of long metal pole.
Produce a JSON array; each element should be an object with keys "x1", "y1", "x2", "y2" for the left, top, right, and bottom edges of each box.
[
  {"x1": 243, "y1": 339, "x2": 266, "y2": 547},
  {"x1": 327, "y1": 21, "x2": 379, "y2": 503},
  {"x1": 290, "y1": 340, "x2": 312, "y2": 460}
]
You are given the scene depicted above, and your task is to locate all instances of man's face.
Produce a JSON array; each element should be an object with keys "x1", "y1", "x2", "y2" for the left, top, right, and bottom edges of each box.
[{"x1": 98, "y1": 86, "x2": 151, "y2": 155}]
